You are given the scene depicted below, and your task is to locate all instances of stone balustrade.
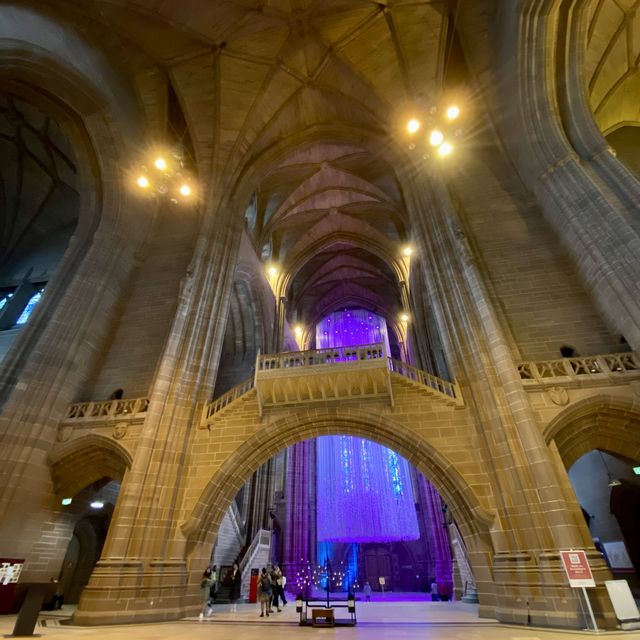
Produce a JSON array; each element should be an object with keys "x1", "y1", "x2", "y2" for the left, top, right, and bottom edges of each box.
[
  {"x1": 517, "y1": 351, "x2": 639, "y2": 387},
  {"x1": 63, "y1": 397, "x2": 149, "y2": 422},
  {"x1": 257, "y1": 342, "x2": 385, "y2": 371},
  {"x1": 202, "y1": 378, "x2": 255, "y2": 422}
]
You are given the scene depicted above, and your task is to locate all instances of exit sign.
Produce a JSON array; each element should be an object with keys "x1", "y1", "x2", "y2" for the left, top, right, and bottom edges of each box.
[{"x1": 633, "y1": 467, "x2": 640, "y2": 475}]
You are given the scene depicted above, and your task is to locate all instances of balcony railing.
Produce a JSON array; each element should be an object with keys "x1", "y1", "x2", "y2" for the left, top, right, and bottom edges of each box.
[
  {"x1": 388, "y1": 358, "x2": 460, "y2": 401},
  {"x1": 257, "y1": 343, "x2": 385, "y2": 371},
  {"x1": 64, "y1": 397, "x2": 150, "y2": 421},
  {"x1": 202, "y1": 377, "x2": 255, "y2": 422},
  {"x1": 517, "y1": 351, "x2": 639, "y2": 385}
]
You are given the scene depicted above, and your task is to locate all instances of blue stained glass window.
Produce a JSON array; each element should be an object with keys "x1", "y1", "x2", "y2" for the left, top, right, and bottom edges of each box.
[
  {"x1": 0, "y1": 293, "x2": 13, "y2": 311},
  {"x1": 16, "y1": 290, "x2": 43, "y2": 325}
]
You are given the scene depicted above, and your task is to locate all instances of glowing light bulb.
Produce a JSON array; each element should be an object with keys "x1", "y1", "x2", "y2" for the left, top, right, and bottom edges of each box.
[
  {"x1": 400, "y1": 313, "x2": 410, "y2": 322},
  {"x1": 446, "y1": 105, "x2": 460, "y2": 120},
  {"x1": 407, "y1": 118, "x2": 421, "y2": 134},
  {"x1": 90, "y1": 501, "x2": 104, "y2": 509},
  {"x1": 429, "y1": 129, "x2": 444, "y2": 146},
  {"x1": 438, "y1": 142, "x2": 453, "y2": 157},
  {"x1": 267, "y1": 265, "x2": 278, "y2": 278},
  {"x1": 403, "y1": 246, "x2": 413, "y2": 257},
  {"x1": 179, "y1": 184, "x2": 192, "y2": 197},
  {"x1": 294, "y1": 325, "x2": 303, "y2": 337},
  {"x1": 154, "y1": 157, "x2": 167, "y2": 170}
]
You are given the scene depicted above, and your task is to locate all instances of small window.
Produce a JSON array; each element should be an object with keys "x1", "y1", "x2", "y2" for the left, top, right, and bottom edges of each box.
[
  {"x1": 0, "y1": 292, "x2": 13, "y2": 311},
  {"x1": 16, "y1": 289, "x2": 44, "y2": 325}
]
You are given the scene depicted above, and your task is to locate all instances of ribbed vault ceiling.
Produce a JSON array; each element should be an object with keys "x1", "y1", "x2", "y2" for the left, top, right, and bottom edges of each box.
[
  {"x1": 586, "y1": 0, "x2": 640, "y2": 134},
  {"x1": 5, "y1": 0, "x2": 450, "y2": 339}
]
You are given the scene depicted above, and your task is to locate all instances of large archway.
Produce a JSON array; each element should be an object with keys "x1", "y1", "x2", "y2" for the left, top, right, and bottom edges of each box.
[{"x1": 182, "y1": 410, "x2": 497, "y2": 617}]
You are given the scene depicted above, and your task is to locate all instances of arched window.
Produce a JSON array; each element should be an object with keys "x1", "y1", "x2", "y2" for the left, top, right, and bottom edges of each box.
[
  {"x1": 16, "y1": 290, "x2": 44, "y2": 325},
  {"x1": 0, "y1": 292, "x2": 13, "y2": 312}
]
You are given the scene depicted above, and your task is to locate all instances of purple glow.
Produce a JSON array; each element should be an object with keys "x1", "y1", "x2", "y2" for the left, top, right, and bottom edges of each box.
[
  {"x1": 317, "y1": 435, "x2": 420, "y2": 542},
  {"x1": 315, "y1": 309, "x2": 419, "y2": 543}
]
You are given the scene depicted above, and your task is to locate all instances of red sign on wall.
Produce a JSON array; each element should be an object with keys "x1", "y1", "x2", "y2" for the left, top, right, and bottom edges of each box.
[{"x1": 560, "y1": 550, "x2": 595, "y2": 588}]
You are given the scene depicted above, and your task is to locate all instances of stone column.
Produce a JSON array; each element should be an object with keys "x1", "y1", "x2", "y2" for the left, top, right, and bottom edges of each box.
[
  {"x1": 404, "y1": 170, "x2": 614, "y2": 627},
  {"x1": 283, "y1": 439, "x2": 316, "y2": 585},
  {"x1": 490, "y1": 0, "x2": 640, "y2": 351},
  {"x1": 0, "y1": 230, "x2": 143, "y2": 579},
  {"x1": 418, "y1": 476, "x2": 453, "y2": 594},
  {"x1": 73, "y1": 197, "x2": 245, "y2": 624}
]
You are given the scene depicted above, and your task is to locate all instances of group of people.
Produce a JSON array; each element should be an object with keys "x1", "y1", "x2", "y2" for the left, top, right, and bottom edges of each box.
[
  {"x1": 199, "y1": 562, "x2": 242, "y2": 619},
  {"x1": 199, "y1": 561, "x2": 287, "y2": 619},
  {"x1": 257, "y1": 564, "x2": 287, "y2": 617}
]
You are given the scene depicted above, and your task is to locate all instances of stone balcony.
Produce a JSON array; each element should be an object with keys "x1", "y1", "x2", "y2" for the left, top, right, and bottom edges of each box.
[{"x1": 517, "y1": 351, "x2": 640, "y2": 390}]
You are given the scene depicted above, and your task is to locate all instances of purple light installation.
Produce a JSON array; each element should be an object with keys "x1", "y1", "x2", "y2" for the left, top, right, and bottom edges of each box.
[
  {"x1": 315, "y1": 309, "x2": 419, "y2": 543},
  {"x1": 317, "y1": 435, "x2": 420, "y2": 542}
]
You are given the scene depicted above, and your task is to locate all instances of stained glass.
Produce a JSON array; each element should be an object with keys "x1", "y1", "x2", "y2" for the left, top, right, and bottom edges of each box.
[{"x1": 16, "y1": 290, "x2": 43, "y2": 325}]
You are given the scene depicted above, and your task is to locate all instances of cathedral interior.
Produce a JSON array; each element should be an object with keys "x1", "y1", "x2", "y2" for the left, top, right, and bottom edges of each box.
[{"x1": 0, "y1": 0, "x2": 639, "y2": 632}]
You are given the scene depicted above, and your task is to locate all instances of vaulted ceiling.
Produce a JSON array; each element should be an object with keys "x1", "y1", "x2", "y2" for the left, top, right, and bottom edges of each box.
[{"x1": 586, "y1": 0, "x2": 640, "y2": 134}]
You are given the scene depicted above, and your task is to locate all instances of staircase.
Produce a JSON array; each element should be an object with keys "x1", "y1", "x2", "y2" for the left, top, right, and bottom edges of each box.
[{"x1": 201, "y1": 345, "x2": 463, "y2": 426}]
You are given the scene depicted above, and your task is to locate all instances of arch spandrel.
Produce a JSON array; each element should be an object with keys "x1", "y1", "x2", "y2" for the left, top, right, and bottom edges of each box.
[
  {"x1": 180, "y1": 404, "x2": 496, "y2": 549},
  {"x1": 543, "y1": 393, "x2": 640, "y2": 468}
]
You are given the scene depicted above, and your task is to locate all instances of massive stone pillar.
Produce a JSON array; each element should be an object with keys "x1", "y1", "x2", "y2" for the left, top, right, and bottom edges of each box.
[
  {"x1": 404, "y1": 170, "x2": 614, "y2": 627},
  {"x1": 0, "y1": 222, "x2": 147, "y2": 581},
  {"x1": 418, "y1": 476, "x2": 453, "y2": 593},
  {"x1": 489, "y1": 0, "x2": 640, "y2": 350},
  {"x1": 73, "y1": 194, "x2": 245, "y2": 624},
  {"x1": 283, "y1": 439, "x2": 316, "y2": 584}
]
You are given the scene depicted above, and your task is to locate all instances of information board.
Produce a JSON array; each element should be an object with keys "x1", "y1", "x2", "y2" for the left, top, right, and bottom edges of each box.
[{"x1": 560, "y1": 550, "x2": 595, "y2": 588}]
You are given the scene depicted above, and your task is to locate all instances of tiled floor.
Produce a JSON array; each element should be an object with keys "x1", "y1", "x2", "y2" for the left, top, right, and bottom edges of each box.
[{"x1": 2, "y1": 601, "x2": 639, "y2": 640}]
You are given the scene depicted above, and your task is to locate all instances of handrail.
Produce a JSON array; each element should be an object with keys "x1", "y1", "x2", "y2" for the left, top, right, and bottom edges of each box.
[
  {"x1": 388, "y1": 358, "x2": 459, "y2": 400},
  {"x1": 203, "y1": 378, "x2": 255, "y2": 422},
  {"x1": 65, "y1": 397, "x2": 149, "y2": 420},
  {"x1": 517, "y1": 351, "x2": 639, "y2": 382},
  {"x1": 239, "y1": 528, "x2": 271, "y2": 575},
  {"x1": 257, "y1": 343, "x2": 385, "y2": 370}
]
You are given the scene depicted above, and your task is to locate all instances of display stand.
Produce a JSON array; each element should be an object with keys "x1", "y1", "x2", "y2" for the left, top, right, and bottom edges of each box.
[{"x1": 11, "y1": 583, "x2": 48, "y2": 637}]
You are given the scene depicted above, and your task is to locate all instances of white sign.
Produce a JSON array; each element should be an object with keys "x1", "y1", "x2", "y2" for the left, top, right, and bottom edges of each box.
[
  {"x1": 605, "y1": 580, "x2": 640, "y2": 624},
  {"x1": 0, "y1": 562, "x2": 23, "y2": 586},
  {"x1": 378, "y1": 577, "x2": 385, "y2": 586}
]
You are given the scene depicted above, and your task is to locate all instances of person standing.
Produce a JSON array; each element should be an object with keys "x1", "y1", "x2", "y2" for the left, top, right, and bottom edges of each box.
[
  {"x1": 258, "y1": 567, "x2": 272, "y2": 617},
  {"x1": 209, "y1": 565, "x2": 218, "y2": 605},
  {"x1": 199, "y1": 568, "x2": 214, "y2": 619},
  {"x1": 268, "y1": 565, "x2": 280, "y2": 612},
  {"x1": 363, "y1": 581, "x2": 372, "y2": 602},
  {"x1": 228, "y1": 562, "x2": 242, "y2": 613},
  {"x1": 273, "y1": 564, "x2": 287, "y2": 608}
]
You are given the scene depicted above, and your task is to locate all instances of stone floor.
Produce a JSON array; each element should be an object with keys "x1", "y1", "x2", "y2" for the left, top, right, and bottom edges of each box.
[{"x1": 2, "y1": 601, "x2": 639, "y2": 639}]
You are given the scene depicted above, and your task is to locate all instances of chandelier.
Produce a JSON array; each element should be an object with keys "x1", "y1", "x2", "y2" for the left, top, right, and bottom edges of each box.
[{"x1": 134, "y1": 147, "x2": 196, "y2": 204}]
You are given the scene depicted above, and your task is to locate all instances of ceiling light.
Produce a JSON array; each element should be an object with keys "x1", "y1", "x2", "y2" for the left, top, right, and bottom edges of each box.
[
  {"x1": 154, "y1": 157, "x2": 167, "y2": 171},
  {"x1": 446, "y1": 105, "x2": 460, "y2": 120},
  {"x1": 61, "y1": 498, "x2": 72, "y2": 506},
  {"x1": 137, "y1": 175, "x2": 150, "y2": 188},
  {"x1": 294, "y1": 325, "x2": 303, "y2": 337},
  {"x1": 438, "y1": 142, "x2": 453, "y2": 157},
  {"x1": 267, "y1": 265, "x2": 278, "y2": 278},
  {"x1": 407, "y1": 119, "x2": 421, "y2": 134},
  {"x1": 429, "y1": 129, "x2": 444, "y2": 146},
  {"x1": 90, "y1": 501, "x2": 104, "y2": 509},
  {"x1": 400, "y1": 313, "x2": 410, "y2": 323},
  {"x1": 402, "y1": 246, "x2": 413, "y2": 257},
  {"x1": 179, "y1": 184, "x2": 192, "y2": 197}
]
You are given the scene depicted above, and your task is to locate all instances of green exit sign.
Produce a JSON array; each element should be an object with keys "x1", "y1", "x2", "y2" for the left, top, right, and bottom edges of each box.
[{"x1": 633, "y1": 467, "x2": 640, "y2": 475}]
